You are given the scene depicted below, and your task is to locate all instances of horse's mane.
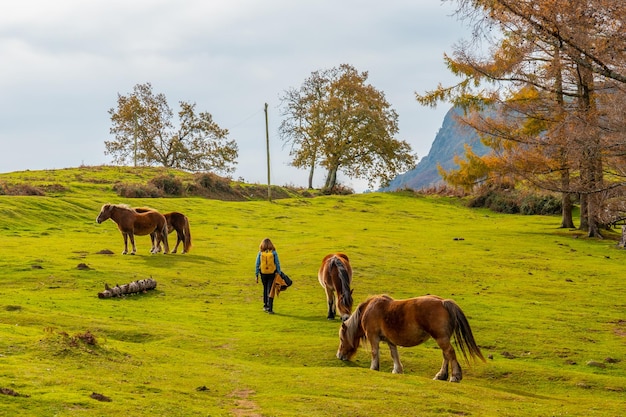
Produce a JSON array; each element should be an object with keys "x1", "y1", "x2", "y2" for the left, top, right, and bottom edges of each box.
[
  {"x1": 109, "y1": 203, "x2": 132, "y2": 210},
  {"x1": 343, "y1": 304, "x2": 363, "y2": 347}
]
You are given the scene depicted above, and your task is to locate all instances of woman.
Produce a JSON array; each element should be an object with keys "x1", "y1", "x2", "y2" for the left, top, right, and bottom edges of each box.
[{"x1": 255, "y1": 238, "x2": 281, "y2": 314}]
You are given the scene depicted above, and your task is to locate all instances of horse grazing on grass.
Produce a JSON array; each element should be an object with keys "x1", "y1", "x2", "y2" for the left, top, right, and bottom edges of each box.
[
  {"x1": 337, "y1": 294, "x2": 485, "y2": 382},
  {"x1": 96, "y1": 204, "x2": 169, "y2": 255},
  {"x1": 318, "y1": 253, "x2": 353, "y2": 321},
  {"x1": 134, "y1": 208, "x2": 192, "y2": 254}
]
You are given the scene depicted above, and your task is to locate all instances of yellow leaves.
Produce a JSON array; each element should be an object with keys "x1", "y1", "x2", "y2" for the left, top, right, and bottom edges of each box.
[{"x1": 439, "y1": 145, "x2": 493, "y2": 191}]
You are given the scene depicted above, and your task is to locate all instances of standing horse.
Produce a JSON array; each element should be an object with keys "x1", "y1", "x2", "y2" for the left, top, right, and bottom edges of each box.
[
  {"x1": 96, "y1": 204, "x2": 169, "y2": 255},
  {"x1": 134, "y1": 208, "x2": 192, "y2": 254},
  {"x1": 318, "y1": 253, "x2": 353, "y2": 321},
  {"x1": 337, "y1": 294, "x2": 485, "y2": 382}
]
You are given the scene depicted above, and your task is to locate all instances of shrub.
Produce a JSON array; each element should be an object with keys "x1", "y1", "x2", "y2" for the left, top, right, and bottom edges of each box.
[
  {"x1": 194, "y1": 173, "x2": 231, "y2": 192},
  {"x1": 469, "y1": 188, "x2": 562, "y2": 215},
  {"x1": 113, "y1": 183, "x2": 163, "y2": 198},
  {"x1": 485, "y1": 192, "x2": 519, "y2": 214},
  {"x1": 520, "y1": 195, "x2": 562, "y2": 215},
  {"x1": 4, "y1": 184, "x2": 46, "y2": 196},
  {"x1": 321, "y1": 184, "x2": 354, "y2": 195},
  {"x1": 149, "y1": 175, "x2": 184, "y2": 196}
]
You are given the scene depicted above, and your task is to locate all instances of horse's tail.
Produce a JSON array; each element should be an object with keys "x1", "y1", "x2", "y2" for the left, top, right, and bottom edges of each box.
[
  {"x1": 443, "y1": 299, "x2": 486, "y2": 363},
  {"x1": 183, "y1": 215, "x2": 192, "y2": 253},
  {"x1": 160, "y1": 219, "x2": 170, "y2": 253},
  {"x1": 331, "y1": 256, "x2": 353, "y2": 310}
]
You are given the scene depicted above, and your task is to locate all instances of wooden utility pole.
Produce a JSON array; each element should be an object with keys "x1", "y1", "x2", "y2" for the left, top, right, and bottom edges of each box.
[{"x1": 264, "y1": 103, "x2": 272, "y2": 202}]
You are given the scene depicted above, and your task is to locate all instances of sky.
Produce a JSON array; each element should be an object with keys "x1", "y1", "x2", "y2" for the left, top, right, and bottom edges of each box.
[{"x1": 0, "y1": 0, "x2": 471, "y2": 192}]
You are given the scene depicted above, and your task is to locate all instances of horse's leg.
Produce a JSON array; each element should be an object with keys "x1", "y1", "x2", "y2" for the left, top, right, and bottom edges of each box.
[
  {"x1": 172, "y1": 231, "x2": 182, "y2": 253},
  {"x1": 388, "y1": 343, "x2": 404, "y2": 374},
  {"x1": 122, "y1": 233, "x2": 129, "y2": 255},
  {"x1": 150, "y1": 232, "x2": 161, "y2": 253},
  {"x1": 369, "y1": 336, "x2": 381, "y2": 371},
  {"x1": 434, "y1": 357, "x2": 449, "y2": 381},
  {"x1": 161, "y1": 226, "x2": 170, "y2": 254},
  {"x1": 128, "y1": 233, "x2": 137, "y2": 255},
  {"x1": 434, "y1": 337, "x2": 461, "y2": 382},
  {"x1": 325, "y1": 287, "x2": 336, "y2": 320},
  {"x1": 450, "y1": 360, "x2": 462, "y2": 383}
]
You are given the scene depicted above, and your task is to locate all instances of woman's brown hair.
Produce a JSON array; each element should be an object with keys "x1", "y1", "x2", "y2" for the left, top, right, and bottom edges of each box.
[{"x1": 259, "y1": 238, "x2": 275, "y2": 252}]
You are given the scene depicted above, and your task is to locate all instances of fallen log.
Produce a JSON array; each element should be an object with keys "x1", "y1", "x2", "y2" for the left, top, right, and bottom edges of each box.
[{"x1": 98, "y1": 278, "x2": 157, "y2": 298}]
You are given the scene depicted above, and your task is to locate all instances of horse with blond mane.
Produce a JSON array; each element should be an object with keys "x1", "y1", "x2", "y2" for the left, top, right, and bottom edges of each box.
[
  {"x1": 96, "y1": 203, "x2": 169, "y2": 255},
  {"x1": 337, "y1": 294, "x2": 485, "y2": 382},
  {"x1": 318, "y1": 253, "x2": 353, "y2": 321}
]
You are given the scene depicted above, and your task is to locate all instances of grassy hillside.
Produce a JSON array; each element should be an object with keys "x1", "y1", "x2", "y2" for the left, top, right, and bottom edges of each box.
[{"x1": 0, "y1": 167, "x2": 624, "y2": 416}]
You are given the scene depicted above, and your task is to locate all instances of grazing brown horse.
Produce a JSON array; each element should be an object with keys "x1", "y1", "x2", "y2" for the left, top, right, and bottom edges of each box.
[
  {"x1": 96, "y1": 204, "x2": 169, "y2": 255},
  {"x1": 318, "y1": 253, "x2": 353, "y2": 321},
  {"x1": 337, "y1": 294, "x2": 485, "y2": 382},
  {"x1": 134, "y1": 208, "x2": 192, "y2": 254}
]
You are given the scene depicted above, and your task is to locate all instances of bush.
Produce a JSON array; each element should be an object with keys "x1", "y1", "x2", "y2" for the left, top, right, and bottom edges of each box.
[
  {"x1": 194, "y1": 173, "x2": 231, "y2": 192},
  {"x1": 149, "y1": 175, "x2": 184, "y2": 196},
  {"x1": 113, "y1": 183, "x2": 163, "y2": 198},
  {"x1": 520, "y1": 195, "x2": 562, "y2": 215},
  {"x1": 469, "y1": 188, "x2": 561, "y2": 215},
  {"x1": 0, "y1": 183, "x2": 46, "y2": 196},
  {"x1": 321, "y1": 184, "x2": 354, "y2": 195},
  {"x1": 485, "y1": 192, "x2": 519, "y2": 214}
]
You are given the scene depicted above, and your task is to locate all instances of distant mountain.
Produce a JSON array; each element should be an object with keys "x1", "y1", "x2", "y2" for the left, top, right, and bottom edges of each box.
[{"x1": 383, "y1": 106, "x2": 490, "y2": 191}]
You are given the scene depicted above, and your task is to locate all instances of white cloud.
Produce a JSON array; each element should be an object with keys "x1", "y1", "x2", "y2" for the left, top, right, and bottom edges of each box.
[{"x1": 0, "y1": 0, "x2": 470, "y2": 192}]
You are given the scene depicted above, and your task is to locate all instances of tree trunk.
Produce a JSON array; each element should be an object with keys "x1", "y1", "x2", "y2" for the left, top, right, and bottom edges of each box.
[
  {"x1": 618, "y1": 226, "x2": 626, "y2": 248},
  {"x1": 560, "y1": 192, "x2": 575, "y2": 229},
  {"x1": 579, "y1": 194, "x2": 589, "y2": 231},
  {"x1": 577, "y1": 59, "x2": 603, "y2": 238},
  {"x1": 323, "y1": 165, "x2": 338, "y2": 193},
  {"x1": 98, "y1": 278, "x2": 157, "y2": 298},
  {"x1": 307, "y1": 164, "x2": 315, "y2": 189},
  {"x1": 559, "y1": 167, "x2": 575, "y2": 228}
]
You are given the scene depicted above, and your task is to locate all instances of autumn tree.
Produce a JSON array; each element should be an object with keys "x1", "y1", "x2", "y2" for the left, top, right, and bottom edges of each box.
[
  {"x1": 418, "y1": 0, "x2": 626, "y2": 237},
  {"x1": 280, "y1": 64, "x2": 416, "y2": 192},
  {"x1": 106, "y1": 82, "x2": 238, "y2": 174}
]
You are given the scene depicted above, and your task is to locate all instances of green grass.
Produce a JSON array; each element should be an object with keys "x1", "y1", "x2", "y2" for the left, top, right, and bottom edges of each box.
[{"x1": 0, "y1": 167, "x2": 624, "y2": 416}]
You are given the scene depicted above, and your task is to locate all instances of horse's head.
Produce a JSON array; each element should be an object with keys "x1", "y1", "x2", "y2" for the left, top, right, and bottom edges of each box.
[
  {"x1": 336, "y1": 311, "x2": 360, "y2": 361},
  {"x1": 96, "y1": 204, "x2": 111, "y2": 224}
]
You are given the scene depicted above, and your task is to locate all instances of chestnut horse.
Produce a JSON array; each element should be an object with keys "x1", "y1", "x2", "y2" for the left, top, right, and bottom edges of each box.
[
  {"x1": 337, "y1": 294, "x2": 485, "y2": 382},
  {"x1": 318, "y1": 253, "x2": 353, "y2": 321},
  {"x1": 96, "y1": 204, "x2": 169, "y2": 255},
  {"x1": 134, "y1": 208, "x2": 192, "y2": 254}
]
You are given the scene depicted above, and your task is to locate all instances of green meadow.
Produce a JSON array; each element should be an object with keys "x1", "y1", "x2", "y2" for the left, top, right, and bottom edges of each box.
[{"x1": 0, "y1": 167, "x2": 624, "y2": 416}]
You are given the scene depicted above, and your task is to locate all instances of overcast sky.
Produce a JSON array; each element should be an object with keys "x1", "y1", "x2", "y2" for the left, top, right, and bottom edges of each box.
[{"x1": 0, "y1": 0, "x2": 471, "y2": 192}]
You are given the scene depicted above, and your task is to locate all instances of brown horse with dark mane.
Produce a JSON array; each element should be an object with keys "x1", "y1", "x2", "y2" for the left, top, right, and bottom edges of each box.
[
  {"x1": 318, "y1": 253, "x2": 353, "y2": 321},
  {"x1": 134, "y1": 208, "x2": 192, "y2": 254},
  {"x1": 337, "y1": 294, "x2": 485, "y2": 382},
  {"x1": 96, "y1": 204, "x2": 169, "y2": 255}
]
